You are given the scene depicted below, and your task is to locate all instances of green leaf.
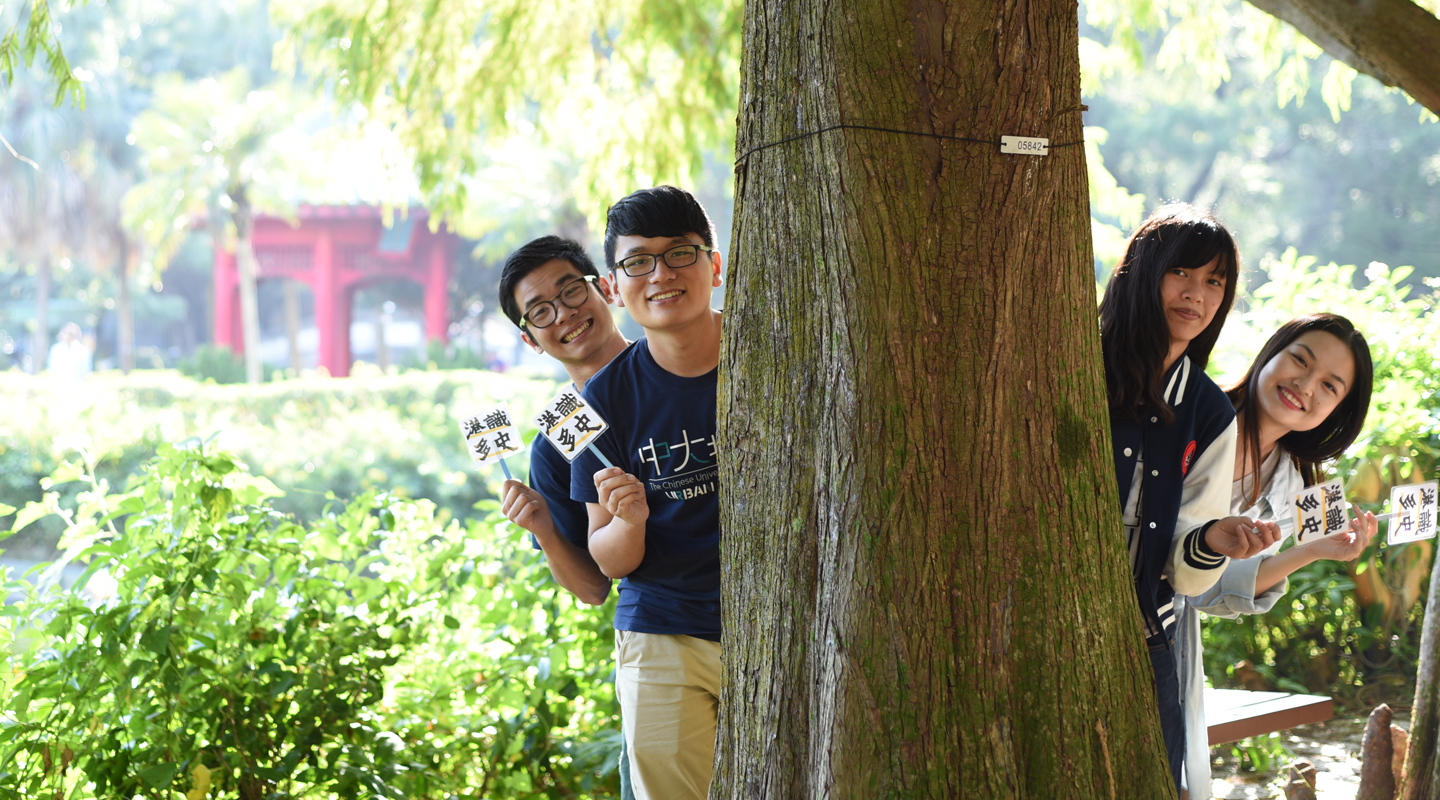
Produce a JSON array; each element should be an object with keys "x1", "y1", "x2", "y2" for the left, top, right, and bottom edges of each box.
[
  {"x1": 443, "y1": 614, "x2": 460, "y2": 630},
  {"x1": 9, "y1": 498, "x2": 56, "y2": 535},
  {"x1": 139, "y1": 625, "x2": 172, "y2": 656},
  {"x1": 308, "y1": 531, "x2": 343, "y2": 561},
  {"x1": 139, "y1": 762, "x2": 179, "y2": 789},
  {"x1": 0, "y1": 503, "x2": 15, "y2": 517}
]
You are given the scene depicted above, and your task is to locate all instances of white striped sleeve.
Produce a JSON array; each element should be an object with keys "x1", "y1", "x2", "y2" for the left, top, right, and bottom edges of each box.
[{"x1": 1165, "y1": 417, "x2": 1237, "y2": 596}]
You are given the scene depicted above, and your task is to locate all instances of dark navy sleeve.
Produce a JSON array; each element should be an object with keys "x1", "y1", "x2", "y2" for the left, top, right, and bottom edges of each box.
[{"x1": 529, "y1": 437, "x2": 590, "y2": 550}]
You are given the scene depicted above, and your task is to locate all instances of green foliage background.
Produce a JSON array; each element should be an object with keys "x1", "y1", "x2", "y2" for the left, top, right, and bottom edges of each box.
[
  {"x1": 0, "y1": 369, "x2": 560, "y2": 559},
  {"x1": 0, "y1": 442, "x2": 621, "y2": 799}
]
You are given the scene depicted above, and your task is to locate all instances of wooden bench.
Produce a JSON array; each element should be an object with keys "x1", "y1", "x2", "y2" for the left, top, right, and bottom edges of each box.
[{"x1": 1204, "y1": 688, "x2": 1334, "y2": 745}]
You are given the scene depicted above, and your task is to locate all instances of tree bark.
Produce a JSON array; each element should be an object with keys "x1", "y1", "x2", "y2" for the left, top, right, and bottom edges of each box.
[
  {"x1": 1359, "y1": 704, "x2": 1396, "y2": 800},
  {"x1": 1401, "y1": 541, "x2": 1440, "y2": 800},
  {"x1": 284, "y1": 279, "x2": 302, "y2": 373},
  {"x1": 33, "y1": 256, "x2": 51, "y2": 374},
  {"x1": 1244, "y1": 0, "x2": 1440, "y2": 115},
  {"x1": 230, "y1": 190, "x2": 264, "y2": 385},
  {"x1": 116, "y1": 238, "x2": 135, "y2": 375},
  {"x1": 714, "y1": 1, "x2": 1174, "y2": 798}
]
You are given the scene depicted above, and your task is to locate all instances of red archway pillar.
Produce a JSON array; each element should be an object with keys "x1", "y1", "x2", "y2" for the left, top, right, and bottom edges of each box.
[
  {"x1": 213, "y1": 247, "x2": 238, "y2": 351},
  {"x1": 424, "y1": 236, "x2": 450, "y2": 344},
  {"x1": 313, "y1": 229, "x2": 343, "y2": 376}
]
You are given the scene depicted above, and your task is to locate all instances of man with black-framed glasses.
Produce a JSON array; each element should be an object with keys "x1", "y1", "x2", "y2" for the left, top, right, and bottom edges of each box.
[
  {"x1": 569, "y1": 186, "x2": 724, "y2": 800},
  {"x1": 497, "y1": 235, "x2": 636, "y2": 796},
  {"x1": 497, "y1": 235, "x2": 630, "y2": 607}
]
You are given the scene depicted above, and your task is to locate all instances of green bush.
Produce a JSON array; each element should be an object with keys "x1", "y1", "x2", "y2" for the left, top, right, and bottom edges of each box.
[
  {"x1": 0, "y1": 443, "x2": 621, "y2": 799},
  {"x1": 177, "y1": 345, "x2": 278, "y2": 384},
  {"x1": 0, "y1": 369, "x2": 561, "y2": 559}
]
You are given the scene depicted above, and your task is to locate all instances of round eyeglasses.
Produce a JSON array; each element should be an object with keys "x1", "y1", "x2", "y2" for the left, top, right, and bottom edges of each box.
[
  {"x1": 521, "y1": 275, "x2": 597, "y2": 329},
  {"x1": 614, "y1": 244, "x2": 715, "y2": 278}
]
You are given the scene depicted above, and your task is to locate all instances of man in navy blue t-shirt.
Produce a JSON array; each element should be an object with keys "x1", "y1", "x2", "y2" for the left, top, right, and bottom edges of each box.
[
  {"x1": 495, "y1": 236, "x2": 630, "y2": 604},
  {"x1": 569, "y1": 187, "x2": 723, "y2": 800}
]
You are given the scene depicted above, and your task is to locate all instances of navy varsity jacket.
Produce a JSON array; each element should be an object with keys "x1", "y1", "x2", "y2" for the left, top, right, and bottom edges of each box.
[{"x1": 1111, "y1": 354, "x2": 1238, "y2": 642}]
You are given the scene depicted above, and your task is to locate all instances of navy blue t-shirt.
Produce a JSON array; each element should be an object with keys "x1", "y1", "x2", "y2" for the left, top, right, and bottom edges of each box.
[
  {"x1": 528, "y1": 431, "x2": 591, "y2": 551},
  {"x1": 569, "y1": 339, "x2": 720, "y2": 641}
]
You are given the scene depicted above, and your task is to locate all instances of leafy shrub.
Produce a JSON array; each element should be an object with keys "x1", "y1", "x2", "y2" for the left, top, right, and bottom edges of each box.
[
  {"x1": 0, "y1": 369, "x2": 560, "y2": 559},
  {"x1": 178, "y1": 345, "x2": 278, "y2": 384},
  {"x1": 0, "y1": 443, "x2": 621, "y2": 799}
]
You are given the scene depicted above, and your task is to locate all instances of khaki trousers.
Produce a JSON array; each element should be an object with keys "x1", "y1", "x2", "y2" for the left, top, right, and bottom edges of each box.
[{"x1": 614, "y1": 630, "x2": 722, "y2": 800}]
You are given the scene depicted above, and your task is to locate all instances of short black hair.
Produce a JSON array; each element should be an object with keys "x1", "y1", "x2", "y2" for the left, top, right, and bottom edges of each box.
[
  {"x1": 1099, "y1": 203, "x2": 1241, "y2": 424},
  {"x1": 603, "y1": 186, "x2": 716, "y2": 269},
  {"x1": 497, "y1": 236, "x2": 599, "y2": 328}
]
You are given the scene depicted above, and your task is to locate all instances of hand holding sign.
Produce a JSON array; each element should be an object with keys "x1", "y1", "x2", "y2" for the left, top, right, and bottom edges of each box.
[
  {"x1": 460, "y1": 404, "x2": 526, "y2": 480},
  {"x1": 534, "y1": 388, "x2": 613, "y2": 468},
  {"x1": 595, "y1": 467, "x2": 649, "y2": 527},
  {"x1": 1386, "y1": 481, "x2": 1438, "y2": 545},
  {"x1": 1204, "y1": 516, "x2": 1284, "y2": 560},
  {"x1": 1294, "y1": 478, "x2": 1351, "y2": 546}
]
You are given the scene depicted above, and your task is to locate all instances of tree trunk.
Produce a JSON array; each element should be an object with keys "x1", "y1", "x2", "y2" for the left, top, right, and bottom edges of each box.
[
  {"x1": 1244, "y1": 0, "x2": 1440, "y2": 115},
  {"x1": 117, "y1": 238, "x2": 135, "y2": 374},
  {"x1": 375, "y1": 305, "x2": 390, "y2": 372},
  {"x1": 1401, "y1": 541, "x2": 1440, "y2": 800},
  {"x1": 33, "y1": 256, "x2": 50, "y2": 374},
  {"x1": 1359, "y1": 704, "x2": 1396, "y2": 800},
  {"x1": 714, "y1": 1, "x2": 1174, "y2": 798},
  {"x1": 230, "y1": 192, "x2": 264, "y2": 385},
  {"x1": 284, "y1": 279, "x2": 302, "y2": 373}
]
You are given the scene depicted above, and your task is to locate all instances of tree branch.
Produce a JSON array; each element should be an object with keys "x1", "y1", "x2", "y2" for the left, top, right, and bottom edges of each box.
[{"x1": 1245, "y1": 0, "x2": 1440, "y2": 114}]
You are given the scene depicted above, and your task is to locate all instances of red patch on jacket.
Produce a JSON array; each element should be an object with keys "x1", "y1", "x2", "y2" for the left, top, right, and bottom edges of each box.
[{"x1": 1182, "y1": 440, "x2": 1197, "y2": 476}]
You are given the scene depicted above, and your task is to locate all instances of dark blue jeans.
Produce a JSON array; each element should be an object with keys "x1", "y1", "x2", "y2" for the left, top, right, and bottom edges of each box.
[{"x1": 1149, "y1": 644, "x2": 1186, "y2": 794}]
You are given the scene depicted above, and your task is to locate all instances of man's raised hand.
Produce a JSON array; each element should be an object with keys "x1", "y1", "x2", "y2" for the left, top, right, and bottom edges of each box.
[
  {"x1": 501, "y1": 479, "x2": 555, "y2": 539},
  {"x1": 1205, "y1": 516, "x2": 1283, "y2": 560},
  {"x1": 594, "y1": 467, "x2": 649, "y2": 527}
]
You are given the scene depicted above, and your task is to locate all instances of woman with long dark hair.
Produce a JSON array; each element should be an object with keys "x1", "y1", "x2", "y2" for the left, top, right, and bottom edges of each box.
[
  {"x1": 1100, "y1": 203, "x2": 1282, "y2": 793},
  {"x1": 1177, "y1": 314, "x2": 1378, "y2": 799}
]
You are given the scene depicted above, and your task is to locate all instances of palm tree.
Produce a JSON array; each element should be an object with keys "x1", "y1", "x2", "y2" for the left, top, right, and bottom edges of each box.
[{"x1": 125, "y1": 68, "x2": 308, "y2": 384}]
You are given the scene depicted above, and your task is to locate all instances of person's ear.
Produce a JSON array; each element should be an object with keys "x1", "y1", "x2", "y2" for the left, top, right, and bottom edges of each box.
[
  {"x1": 520, "y1": 331, "x2": 545, "y2": 355},
  {"x1": 597, "y1": 275, "x2": 616, "y2": 305},
  {"x1": 608, "y1": 272, "x2": 626, "y2": 308},
  {"x1": 711, "y1": 250, "x2": 723, "y2": 288}
]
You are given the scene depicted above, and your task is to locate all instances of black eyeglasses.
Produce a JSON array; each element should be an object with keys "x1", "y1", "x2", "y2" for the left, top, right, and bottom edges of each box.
[
  {"x1": 614, "y1": 244, "x2": 715, "y2": 278},
  {"x1": 521, "y1": 275, "x2": 597, "y2": 329}
]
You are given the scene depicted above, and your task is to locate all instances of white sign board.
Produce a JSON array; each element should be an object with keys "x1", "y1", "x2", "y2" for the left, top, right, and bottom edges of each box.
[
  {"x1": 1387, "y1": 481, "x2": 1438, "y2": 545},
  {"x1": 1000, "y1": 135, "x2": 1050, "y2": 156},
  {"x1": 459, "y1": 405, "x2": 526, "y2": 465},
  {"x1": 1295, "y1": 478, "x2": 1349, "y2": 546},
  {"x1": 533, "y1": 388, "x2": 609, "y2": 463}
]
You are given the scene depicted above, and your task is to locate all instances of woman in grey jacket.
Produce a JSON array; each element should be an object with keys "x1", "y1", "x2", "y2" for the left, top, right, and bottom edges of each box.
[{"x1": 1177, "y1": 314, "x2": 1378, "y2": 799}]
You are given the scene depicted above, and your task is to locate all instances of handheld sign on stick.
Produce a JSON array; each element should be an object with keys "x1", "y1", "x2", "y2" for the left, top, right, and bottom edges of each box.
[
  {"x1": 1294, "y1": 478, "x2": 1350, "y2": 546},
  {"x1": 460, "y1": 404, "x2": 526, "y2": 480},
  {"x1": 533, "y1": 387, "x2": 613, "y2": 468},
  {"x1": 1385, "y1": 481, "x2": 1438, "y2": 545}
]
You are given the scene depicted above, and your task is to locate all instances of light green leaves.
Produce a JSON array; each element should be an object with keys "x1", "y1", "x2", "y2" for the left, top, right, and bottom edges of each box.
[{"x1": 279, "y1": 0, "x2": 742, "y2": 226}]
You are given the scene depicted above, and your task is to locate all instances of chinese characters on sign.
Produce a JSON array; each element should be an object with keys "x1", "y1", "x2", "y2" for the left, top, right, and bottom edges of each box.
[
  {"x1": 1387, "y1": 481, "x2": 1438, "y2": 545},
  {"x1": 460, "y1": 405, "x2": 526, "y2": 465},
  {"x1": 534, "y1": 388, "x2": 610, "y2": 463},
  {"x1": 1295, "y1": 478, "x2": 1349, "y2": 546}
]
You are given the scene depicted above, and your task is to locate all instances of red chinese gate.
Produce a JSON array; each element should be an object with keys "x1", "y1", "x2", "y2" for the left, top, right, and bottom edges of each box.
[{"x1": 213, "y1": 205, "x2": 456, "y2": 378}]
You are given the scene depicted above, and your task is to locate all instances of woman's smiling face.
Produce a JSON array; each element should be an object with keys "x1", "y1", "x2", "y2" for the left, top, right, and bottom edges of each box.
[{"x1": 1254, "y1": 329, "x2": 1357, "y2": 434}]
